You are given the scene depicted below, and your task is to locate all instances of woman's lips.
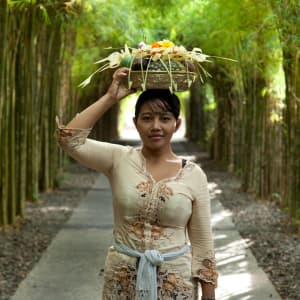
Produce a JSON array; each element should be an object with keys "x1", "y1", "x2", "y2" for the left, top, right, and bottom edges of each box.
[{"x1": 149, "y1": 135, "x2": 163, "y2": 141}]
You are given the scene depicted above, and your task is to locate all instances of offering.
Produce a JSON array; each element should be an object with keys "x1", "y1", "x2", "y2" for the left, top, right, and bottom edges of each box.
[{"x1": 80, "y1": 40, "x2": 211, "y2": 92}]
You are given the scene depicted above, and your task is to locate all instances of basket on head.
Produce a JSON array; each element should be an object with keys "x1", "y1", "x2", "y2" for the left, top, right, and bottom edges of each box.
[
  {"x1": 78, "y1": 40, "x2": 211, "y2": 90},
  {"x1": 128, "y1": 71, "x2": 197, "y2": 92}
]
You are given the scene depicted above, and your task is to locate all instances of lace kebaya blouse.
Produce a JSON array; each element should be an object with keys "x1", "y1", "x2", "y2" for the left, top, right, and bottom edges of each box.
[{"x1": 56, "y1": 120, "x2": 218, "y2": 300}]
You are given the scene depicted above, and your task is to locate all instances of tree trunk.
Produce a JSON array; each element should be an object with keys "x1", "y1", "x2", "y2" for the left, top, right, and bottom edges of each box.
[
  {"x1": 0, "y1": 0, "x2": 8, "y2": 226},
  {"x1": 186, "y1": 80, "x2": 207, "y2": 148},
  {"x1": 283, "y1": 51, "x2": 300, "y2": 217}
]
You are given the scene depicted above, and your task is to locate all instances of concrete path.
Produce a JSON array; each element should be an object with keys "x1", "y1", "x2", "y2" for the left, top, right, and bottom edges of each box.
[{"x1": 11, "y1": 143, "x2": 282, "y2": 300}]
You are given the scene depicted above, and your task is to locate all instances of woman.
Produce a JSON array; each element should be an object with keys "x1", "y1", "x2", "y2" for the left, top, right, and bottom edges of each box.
[{"x1": 57, "y1": 67, "x2": 218, "y2": 300}]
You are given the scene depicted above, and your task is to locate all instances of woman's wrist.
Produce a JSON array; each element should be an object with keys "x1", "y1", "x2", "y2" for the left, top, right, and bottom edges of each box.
[
  {"x1": 200, "y1": 280, "x2": 215, "y2": 300},
  {"x1": 100, "y1": 90, "x2": 118, "y2": 103},
  {"x1": 102, "y1": 92, "x2": 118, "y2": 105}
]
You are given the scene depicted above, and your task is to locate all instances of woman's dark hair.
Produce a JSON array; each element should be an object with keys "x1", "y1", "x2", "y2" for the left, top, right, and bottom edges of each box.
[{"x1": 134, "y1": 89, "x2": 180, "y2": 119}]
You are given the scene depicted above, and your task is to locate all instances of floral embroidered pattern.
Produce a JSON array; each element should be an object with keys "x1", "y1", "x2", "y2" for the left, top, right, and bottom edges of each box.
[
  {"x1": 103, "y1": 265, "x2": 137, "y2": 299},
  {"x1": 136, "y1": 181, "x2": 173, "y2": 203},
  {"x1": 151, "y1": 224, "x2": 165, "y2": 240},
  {"x1": 55, "y1": 117, "x2": 91, "y2": 151},
  {"x1": 157, "y1": 183, "x2": 173, "y2": 202},
  {"x1": 157, "y1": 269, "x2": 193, "y2": 299},
  {"x1": 196, "y1": 257, "x2": 218, "y2": 286},
  {"x1": 136, "y1": 181, "x2": 153, "y2": 198},
  {"x1": 128, "y1": 220, "x2": 173, "y2": 247},
  {"x1": 132, "y1": 180, "x2": 175, "y2": 244},
  {"x1": 129, "y1": 221, "x2": 145, "y2": 240},
  {"x1": 103, "y1": 264, "x2": 193, "y2": 300}
]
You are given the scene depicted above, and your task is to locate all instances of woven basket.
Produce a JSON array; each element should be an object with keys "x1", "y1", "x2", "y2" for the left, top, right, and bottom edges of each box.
[{"x1": 128, "y1": 71, "x2": 197, "y2": 91}]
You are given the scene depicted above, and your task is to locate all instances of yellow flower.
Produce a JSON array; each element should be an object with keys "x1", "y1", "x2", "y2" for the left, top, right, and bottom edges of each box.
[
  {"x1": 161, "y1": 40, "x2": 174, "y2": 48},
  {"x1": 151, "y1": 40, "x2": 174, "y2": 49}
]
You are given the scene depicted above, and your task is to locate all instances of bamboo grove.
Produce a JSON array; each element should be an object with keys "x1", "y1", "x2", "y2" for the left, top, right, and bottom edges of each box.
[
  {"x1": 0, "y1": 0, "x2": 81, "y2": 227},
  {"x1": 0, "y1": 0, "x2": 299, "y2": 227},
  {"x1": 182, "y1": 0, "x2": 300, "y2": 219}
]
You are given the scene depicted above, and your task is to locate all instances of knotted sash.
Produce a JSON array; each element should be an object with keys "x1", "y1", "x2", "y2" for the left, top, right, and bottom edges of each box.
[{"x1": 113, "y1": 243, "x2": 190, "y2": 300}]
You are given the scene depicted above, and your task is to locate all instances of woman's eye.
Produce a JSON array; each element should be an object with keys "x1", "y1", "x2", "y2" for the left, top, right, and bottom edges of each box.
[
  {"x1": 142, "y1": 116, "x2": 151, "y2": 121},
  {"x1": 162, "y1": 116, "x2": 171, "y2": 121}
]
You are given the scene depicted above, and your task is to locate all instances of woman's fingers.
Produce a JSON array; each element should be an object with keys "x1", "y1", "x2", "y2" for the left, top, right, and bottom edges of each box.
[
  {"x1": 107, "y1": 67, "x2": 137, "y2": 101},
  {"x1": 113, "y1": 67, "x2": 129, "y2": 80}
]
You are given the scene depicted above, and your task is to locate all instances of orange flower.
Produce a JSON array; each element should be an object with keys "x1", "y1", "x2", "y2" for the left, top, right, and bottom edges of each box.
[{"x1": 151, "y1": 42, "x2": 161, "y2": 48}]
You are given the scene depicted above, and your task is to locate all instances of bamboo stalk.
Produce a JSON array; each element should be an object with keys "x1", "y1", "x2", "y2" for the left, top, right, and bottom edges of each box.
[
  {"x1": 0, "y1": 0, "x2": 83, "y2": 226},
  {"x1": 0, "y1": 0, "x2": 7, "y2": 226},
  {"x1": 8, "y1": 22, "x2": 17, "y2": 224}
]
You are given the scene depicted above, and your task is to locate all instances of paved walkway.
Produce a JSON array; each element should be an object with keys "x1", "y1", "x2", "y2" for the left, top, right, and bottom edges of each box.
[{"x1": 11, "y1": 142, "x2": 281, "y2": 300}]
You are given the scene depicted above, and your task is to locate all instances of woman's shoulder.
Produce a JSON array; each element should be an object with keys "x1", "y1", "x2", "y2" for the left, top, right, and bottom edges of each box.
[
  {"x1": 185, "y1": 160, "x2": 207, "y2": 179},
  {"x1": 182, "y1": 161, "x2": 209, "y2": 200},
  {"x1": 91, "y1": 140, "x2": 134, "y2": 151},
  {"x1": 115, "y1": 144, "x2": 141, "y2": 155},
  {"x1": 86, "y1": 140, "x2": 136, "y2": 160},
  {"x1": 103, "y1": 142, "x2": 142, "y2": 160}
]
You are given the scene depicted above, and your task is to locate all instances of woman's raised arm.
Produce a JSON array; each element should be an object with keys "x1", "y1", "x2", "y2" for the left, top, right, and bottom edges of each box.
[{"x1": 66, "y1": 67, "x2": 133, "y2": 129}]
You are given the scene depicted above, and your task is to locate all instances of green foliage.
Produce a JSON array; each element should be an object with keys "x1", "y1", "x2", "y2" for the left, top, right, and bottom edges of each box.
[
  {"x1": 2, "y1": 0, "x2": 299, "y2": 226},
  {"x1": 1, "y1": 0, "x2": 82, "y2": 226},
  {"x1": 72, "y1": 0, "x2": 145, "y2": 88},
  {"x1": 8, "y1": 0, "x2": 84, "y2": 23},
  {"x1": 203, "y1": 84, "x2": 217, "y2": 111}
]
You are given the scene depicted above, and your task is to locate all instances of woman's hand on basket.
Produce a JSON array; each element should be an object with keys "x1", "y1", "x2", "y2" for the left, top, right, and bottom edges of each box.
[{"x1": 107, "y1": 67, "x2": 135, "y2": 102}]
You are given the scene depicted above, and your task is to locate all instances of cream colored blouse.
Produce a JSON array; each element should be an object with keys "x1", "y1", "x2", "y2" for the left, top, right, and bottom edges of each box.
[{"x1": 56, "y1": 121, "x2": 218, "y2": 299}]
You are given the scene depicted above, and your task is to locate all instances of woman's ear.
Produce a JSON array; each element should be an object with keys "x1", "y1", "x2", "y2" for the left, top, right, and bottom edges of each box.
[
  {"x1": 175, "y1": 118, "x2": 182, "y2": 132},
  {"x1": 133, "y1": 117, "x2": 137, "y2": 128}
]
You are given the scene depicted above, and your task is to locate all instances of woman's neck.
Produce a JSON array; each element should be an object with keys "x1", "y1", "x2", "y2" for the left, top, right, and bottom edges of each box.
[{"x1": 141, "y1": 146, "x2": 177, "y2": 163}]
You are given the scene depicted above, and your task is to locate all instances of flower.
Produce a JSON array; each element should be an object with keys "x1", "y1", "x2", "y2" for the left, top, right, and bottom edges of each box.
[
  {"x1": 161, "y1": 40, "x2": 175, "y2": 48},
  {"x1": 150, "y1": 42, "x2": 161, "y2": 48},
  {"x1": 150, "y1": 40, "x2": 174, "y2": 49}
]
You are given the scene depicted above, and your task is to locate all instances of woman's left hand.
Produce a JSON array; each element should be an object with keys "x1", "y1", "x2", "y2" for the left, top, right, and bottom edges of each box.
[{"x1": 106, "y1": 67, "x2": 135, "y2": 102}]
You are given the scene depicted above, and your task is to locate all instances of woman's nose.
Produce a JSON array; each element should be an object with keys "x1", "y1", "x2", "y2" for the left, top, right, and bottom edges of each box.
[{"x1": 151, "y1": 118, "x2": 161, "y2": 130}]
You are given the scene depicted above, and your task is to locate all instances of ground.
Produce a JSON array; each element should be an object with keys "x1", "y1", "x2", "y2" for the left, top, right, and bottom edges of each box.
[
  {"x1": 0, "y1": 154, "x2": 299, "y2": 300},
  {"x1": 200, "y1": 155, "x2": 300, "y2": 300},
  {"x1": 0, "y1": 163, "x2": 98, "y2": 300}
]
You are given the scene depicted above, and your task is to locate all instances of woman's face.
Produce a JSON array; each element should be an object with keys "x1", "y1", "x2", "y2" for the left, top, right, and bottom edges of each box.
[{"x1": 134, "y1": 99, "x2": 181, "y2": 151}]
